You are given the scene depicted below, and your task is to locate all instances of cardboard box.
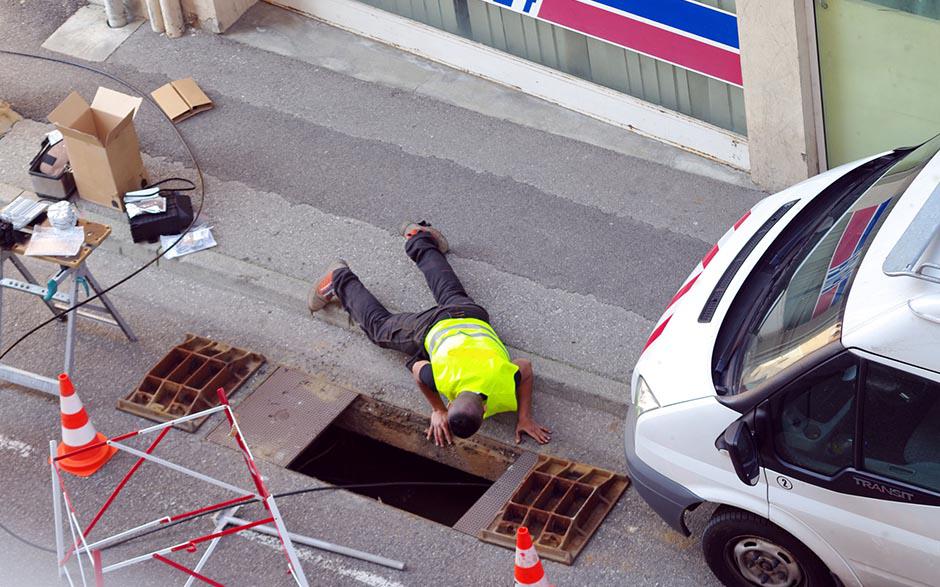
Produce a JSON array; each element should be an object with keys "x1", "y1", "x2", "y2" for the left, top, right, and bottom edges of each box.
[
  {"x1": 151, "y1": 78, "x2": 213, "y2": 122},
  {"x1": 47, "y1": 87, "x2": 148, "y2": 210}
]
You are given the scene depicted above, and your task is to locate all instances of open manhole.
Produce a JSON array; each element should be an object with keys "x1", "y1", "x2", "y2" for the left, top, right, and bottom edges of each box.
[{"x1": 208, "y1": 366, "x2": 627, "y2": 564}]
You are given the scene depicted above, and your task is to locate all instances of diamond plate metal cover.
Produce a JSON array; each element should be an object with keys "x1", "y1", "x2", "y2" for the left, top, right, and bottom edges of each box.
[
  {"x1": 206, "y1": 366, "x2": 357, "y2": 467},
  {"x1": 453, "y1": 450, "x2": 538, "y2": 536}
]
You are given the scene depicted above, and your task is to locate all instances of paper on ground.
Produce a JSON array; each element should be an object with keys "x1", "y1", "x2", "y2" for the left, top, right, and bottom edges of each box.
[{"x1": 161, "y1": 225, "x2": 217, "y2": 259}]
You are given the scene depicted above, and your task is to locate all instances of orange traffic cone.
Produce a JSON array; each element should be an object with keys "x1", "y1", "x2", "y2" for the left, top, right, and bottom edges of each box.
[
  {"x1": 56, "y1": 374, "x2": 116, "y2": 477},
  {"x1": 514, "y1": 526, "x2": 552, "y2": 587}
]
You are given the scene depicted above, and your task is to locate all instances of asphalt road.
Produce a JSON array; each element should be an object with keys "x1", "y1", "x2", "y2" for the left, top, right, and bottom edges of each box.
[{"x1": 0, "y1": 2, "x2": 763, "y2": 585}]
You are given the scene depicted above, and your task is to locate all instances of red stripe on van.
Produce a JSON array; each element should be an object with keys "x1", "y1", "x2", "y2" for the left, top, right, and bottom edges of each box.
[{"x1": 643, "y1": 315, "x2": 671, "y2": 352}]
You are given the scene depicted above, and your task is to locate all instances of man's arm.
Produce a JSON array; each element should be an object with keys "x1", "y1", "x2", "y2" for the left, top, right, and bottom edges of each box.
[
  {"x1": 412, "y1": 360, "x2": 452, "y2": 446},
  {"x1": 512, "y1": 359, "x2": 551, "y2": 444}
]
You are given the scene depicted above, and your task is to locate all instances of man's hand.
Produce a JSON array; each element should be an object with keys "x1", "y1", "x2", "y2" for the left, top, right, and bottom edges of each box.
[
  {"x1": 515, "y1": 417, "x2": 551, "y2": 444},
  {"x1": 426, "y1": 409, "x2": 453, "y2": 447}
]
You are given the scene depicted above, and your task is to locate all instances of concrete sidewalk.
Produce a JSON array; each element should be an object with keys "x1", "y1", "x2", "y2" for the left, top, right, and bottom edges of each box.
[
  {"x1": 0, "y1": 1, "x2": 762, "y2": 583},
  {"x1": 0, "y1": 1, "x2": 763, "y2": 411}
]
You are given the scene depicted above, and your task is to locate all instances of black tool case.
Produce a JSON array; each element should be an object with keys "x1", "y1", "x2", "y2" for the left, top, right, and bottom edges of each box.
[{"x1": 128, "y1": 193, "x2": 194, "y2": 244}]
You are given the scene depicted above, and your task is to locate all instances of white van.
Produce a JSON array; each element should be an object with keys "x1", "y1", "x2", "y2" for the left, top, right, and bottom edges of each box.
[{"x1": 625, "y1": 134, "x2": 940, "y2": 587}]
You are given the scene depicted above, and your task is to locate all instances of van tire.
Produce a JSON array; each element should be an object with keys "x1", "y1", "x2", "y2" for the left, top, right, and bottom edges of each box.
[{"x1": 702, "y1": 507, "x2": 834, "y2": 587}]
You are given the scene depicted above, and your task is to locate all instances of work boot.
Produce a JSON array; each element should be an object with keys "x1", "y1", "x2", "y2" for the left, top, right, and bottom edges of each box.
[
  {"x1": 400, "y1": 220, "x2": 449, "y2": 254},
  {"x1": 307, "y1": 260, "x2": 348, "y2": 313}
]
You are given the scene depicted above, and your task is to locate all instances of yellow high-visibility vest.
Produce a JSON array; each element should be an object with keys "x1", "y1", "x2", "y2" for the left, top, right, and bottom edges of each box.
[{"x1": 424, "y1": 318, "x2": 518, "y2": 418}]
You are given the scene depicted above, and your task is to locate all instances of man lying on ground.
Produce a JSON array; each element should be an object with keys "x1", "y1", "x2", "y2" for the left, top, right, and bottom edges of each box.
[{"x1": 308, "y1": 221, "x2": 551, "y2": 447}]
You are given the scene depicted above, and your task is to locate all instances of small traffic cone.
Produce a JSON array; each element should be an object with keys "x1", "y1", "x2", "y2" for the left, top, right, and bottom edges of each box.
[
  {"x1": 514, "y1": 526, "x2": 552, "y2": 587},
  {"x1": 56, "y1": 374, "x2": 116, "y2": 477}
]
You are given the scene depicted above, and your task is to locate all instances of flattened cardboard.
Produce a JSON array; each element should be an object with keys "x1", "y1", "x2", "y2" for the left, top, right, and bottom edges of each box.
[
  {"x1": 151, "y1": 78, "x2": 213, "y2": 122},
  {"x1": 47, "y1": 87, "x2": 147, "y2": 209},
  {"x1": 151, "y1": 84, "x2": 190, "y2": 121}
]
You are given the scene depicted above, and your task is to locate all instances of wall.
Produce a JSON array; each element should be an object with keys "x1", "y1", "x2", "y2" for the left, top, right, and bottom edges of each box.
[
  {"x1": 737, "y1": 0, "x2": 820, "y2": 192},
  {"x1": 356, "y1": 0, "x2": 747, "y2": 134},
  {"x1": 816, "y1": 0, "x2": 940, "y2": 166},
  {"x1": 89, "y1": 0, "x2": 256, "y2": 33},
  {"x1": 181, "y1": 0, "x2": 258, "y2": 33}
]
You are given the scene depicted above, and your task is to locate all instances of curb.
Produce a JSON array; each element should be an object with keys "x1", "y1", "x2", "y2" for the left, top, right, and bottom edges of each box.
[{"x1": 0, "y1": 185, "x2": 630, "y2": 417}]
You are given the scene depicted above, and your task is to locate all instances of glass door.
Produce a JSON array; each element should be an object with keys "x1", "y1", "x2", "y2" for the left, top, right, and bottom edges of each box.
[{"x1": 815, "y1": 0, "x2": 940, "y2": 166}]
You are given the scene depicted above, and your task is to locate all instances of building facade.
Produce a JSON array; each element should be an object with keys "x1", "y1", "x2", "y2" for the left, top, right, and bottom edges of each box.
[{"x1": 156, "y1": 0, "x2": 940, "y2": 191}]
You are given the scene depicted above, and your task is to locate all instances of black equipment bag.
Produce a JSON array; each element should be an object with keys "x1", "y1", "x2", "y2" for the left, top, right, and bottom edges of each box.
[{"x1": 126, "y1": 178, "x2": 196, "y2": 244}]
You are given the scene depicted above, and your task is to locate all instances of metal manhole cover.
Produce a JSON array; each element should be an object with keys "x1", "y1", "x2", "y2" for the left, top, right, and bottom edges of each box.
[
  {"x1": 453, "y1": 450, "x2": 538, "y2": 536},
  {"x1": 206, "y1": 366, "x2": 358, "y2": 467},
  {"x1": 478, "y1": 455, "x2": 630, "y2": 565}
]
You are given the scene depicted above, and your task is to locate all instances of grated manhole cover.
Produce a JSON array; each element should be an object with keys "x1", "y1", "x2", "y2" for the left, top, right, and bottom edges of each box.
[
  {"x1": 118, "y1": 334, "x2": 265, "y2": 432},
  {"x1": 206, "y1": 366, "x2": 357, "y2": 467},
  {"x1": 478, "y1": 455, "x2": 630, "y2": 565}
]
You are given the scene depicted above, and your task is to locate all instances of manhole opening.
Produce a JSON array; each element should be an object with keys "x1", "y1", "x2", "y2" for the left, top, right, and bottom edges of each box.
[{"x1": 287, "y1": 395, "x2": 523, "y2": 528}]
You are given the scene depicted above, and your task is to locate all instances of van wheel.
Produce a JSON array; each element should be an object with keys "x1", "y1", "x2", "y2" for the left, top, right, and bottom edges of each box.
[{"x1": 702, "y1": 507, "x2": 834, "y2": 587}]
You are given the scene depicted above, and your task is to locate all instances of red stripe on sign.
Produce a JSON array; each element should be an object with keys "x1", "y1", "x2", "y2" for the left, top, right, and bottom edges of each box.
[
  {"x1": 643, "y1": 315, "x2": 671, "y2": 352},
  {"x1": 830, "y1": 206, "x2": 877, "y2": 267},
  {"x1": 538, "y1": 0, "x2": 743, "y2": 85},
  {"x1": 666, "y1": 273, "x2": 700, "y2": 310},
  {"x1": 733, "y1": 210, "x2": 751, "y2": 230},
  {"x1": 812, "y1": 287, "x2": 837, "y2": 318}
]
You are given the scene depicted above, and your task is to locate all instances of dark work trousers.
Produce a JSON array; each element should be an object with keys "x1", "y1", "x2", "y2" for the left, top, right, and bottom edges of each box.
[{"x1": 332, "y1": 231, "x2": 490, "y2": 369}]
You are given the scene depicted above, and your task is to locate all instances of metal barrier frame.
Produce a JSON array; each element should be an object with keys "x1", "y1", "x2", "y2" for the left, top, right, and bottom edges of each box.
[{"x1": 49, "y1": 389, "x2": 309, "y2": 587}]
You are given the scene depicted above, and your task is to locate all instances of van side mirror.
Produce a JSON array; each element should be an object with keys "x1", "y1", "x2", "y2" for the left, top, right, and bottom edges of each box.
[{"x1": 716, "y1": 420, "x2": 760, "y2": 486}]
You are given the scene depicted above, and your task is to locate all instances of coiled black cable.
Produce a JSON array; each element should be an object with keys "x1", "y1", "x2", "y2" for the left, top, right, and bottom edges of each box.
[{"x1": 0, "y1": 48, "x2": 206, "y2": 363}]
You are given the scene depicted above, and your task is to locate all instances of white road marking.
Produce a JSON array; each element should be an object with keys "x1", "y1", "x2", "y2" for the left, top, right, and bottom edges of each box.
[
  {"x1": 239, "y1": 532, "x2": 407, "y2": 587},
  {"x1": 0, "y1": 434, "x2": 34, "y2": 458}
]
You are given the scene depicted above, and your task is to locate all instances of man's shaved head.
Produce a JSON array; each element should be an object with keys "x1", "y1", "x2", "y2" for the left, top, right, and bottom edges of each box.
[{"x1": 447, "y1": 391, "x2": 484, "y2": 438}]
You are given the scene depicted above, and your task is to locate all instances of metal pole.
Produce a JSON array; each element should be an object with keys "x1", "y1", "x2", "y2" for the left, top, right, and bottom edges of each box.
[
  {"x1": 136, "y1": 405, "x2": 227, "y2": 434},
  {"x1": 109, "y1": 440, "x2": 257, "y2": 498},
  {"x1": 62, "y1": 266, "x2": 79, "y2": 376},
  {"x1": 82, "y1": 269, "x2": 136, "y2": 342},
  {"x1": 102, "y1": 0, "x2": 128, "y2": 28},
  {"x1": 144, "y1": 0, "x2": 165, "y2": 33},
  {"x1": 50, "y1": 441, "x2": 66, "y2": 585},
  {"x1": 262, "y1": 496, "x2": 310, "y2": 587},
  {"x1": 220, "y1": 515, "x2": 406, "y2": 571},
  {"x1": 9, "y1": 255, "x2": 61, "y2": 318},
  {"x1": 158, "y1": 0, "x2": 185, "y2": 38},
  {"x1": 184, "y1": 506, "x2": 242, "y2": 587}
]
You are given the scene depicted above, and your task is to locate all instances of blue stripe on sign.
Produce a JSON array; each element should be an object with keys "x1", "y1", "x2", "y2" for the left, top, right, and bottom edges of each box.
[
  {"x1": 586, "y1": 0, "x2": 739, "y2": 49},
  {"x1": 492, "y1": 0, "x2": 513, "y2": 6}
]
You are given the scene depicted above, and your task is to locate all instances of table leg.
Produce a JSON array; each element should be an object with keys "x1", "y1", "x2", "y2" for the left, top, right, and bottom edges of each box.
[
  {"x1": 9, "y1": 254, "x2": 63, "y2": 319},
  {"x1": 83, "y1": 268, "x2": 136, "y2": 342},
  {"x1": 63, "y1": 266, "x2": 79, "y2": 377}
]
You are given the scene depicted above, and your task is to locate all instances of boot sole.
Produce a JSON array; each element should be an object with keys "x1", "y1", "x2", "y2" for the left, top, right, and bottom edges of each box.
[{"x1": 399, "y1": 221, "x2": 449, "y2": 254}]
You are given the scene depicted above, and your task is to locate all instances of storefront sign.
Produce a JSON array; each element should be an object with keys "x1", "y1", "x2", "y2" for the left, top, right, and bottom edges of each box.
[{"x1": 487, "y1": 0, "x2": 742, "y2": 86}]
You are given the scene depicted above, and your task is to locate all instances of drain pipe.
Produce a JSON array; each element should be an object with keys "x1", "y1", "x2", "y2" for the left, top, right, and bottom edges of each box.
[
  {"x1": 144, "y1": 0, "x2": 165, "y2": 33},
  {"x1": 159, "y1": 0, "x2": 186, "y2": 38},
  {"x1": 103, "y1": 0, "x2": 128, "y2": 28}
]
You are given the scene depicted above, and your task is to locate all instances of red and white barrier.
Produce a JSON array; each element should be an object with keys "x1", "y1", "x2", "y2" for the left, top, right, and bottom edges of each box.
[{"x1": 49, "y1": 389, "x2": 310, "y2": 587}]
